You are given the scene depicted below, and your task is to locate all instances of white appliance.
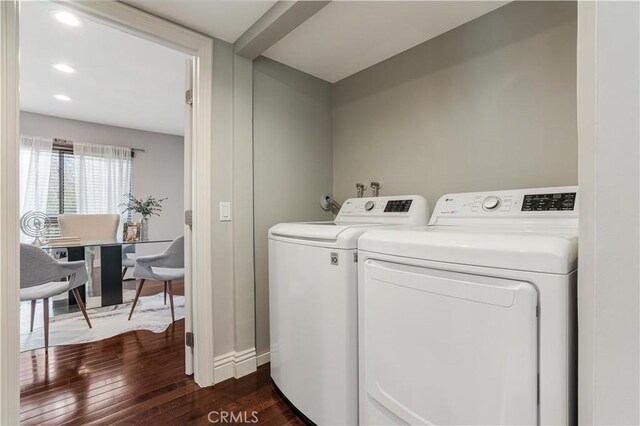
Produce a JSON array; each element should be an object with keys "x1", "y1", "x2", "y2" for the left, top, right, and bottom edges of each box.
[
  {"x1": 358, "y1": 187, "x2": 578, "y2": 425},
  {"x1": 269, "y1": 195, "x2": 430, "y2": 425}
]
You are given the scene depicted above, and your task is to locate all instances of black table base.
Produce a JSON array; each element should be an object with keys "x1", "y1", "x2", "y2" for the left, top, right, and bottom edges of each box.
[
  {"x1": 101, "y1": 245, "x2": 123, "y2": 306},
  {"x1": 67, "y1": 247, "x2": 86, "y2": 306},
  {"x1": 66, "y1": 245, "x2": 123, "y2": 307}
]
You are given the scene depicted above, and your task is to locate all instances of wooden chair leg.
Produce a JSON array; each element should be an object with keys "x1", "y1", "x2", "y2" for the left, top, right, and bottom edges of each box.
[
  {"x1": 30, "y1": 300, "x2": 36, "y2": 332},
  {"x1": 128, "y1": 279, "x2": 145, "y2": 320},
  {"x1": 72, "y1": 288, "x2": 92, "y2": 329},
  {"x1": 167, "y1": 280, "x2": 175, "y2": 323},
  {"x1": 164, "y1": 281, "x2": 167, "y2": 305},
  {"x1": 121, "y1": 267, "x2": 128, "y2": 280},
  {"x1": 43, "y1": 298, "x2": 49, "y2": 350}
]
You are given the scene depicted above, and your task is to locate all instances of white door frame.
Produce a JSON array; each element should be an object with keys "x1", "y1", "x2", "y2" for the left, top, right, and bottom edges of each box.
[
  {"x1": 0, "y1": 2, "x2": 216, "y2": 422},
  {"x1": 0, "y1": 1, "x2": 21, "y2": 424}
]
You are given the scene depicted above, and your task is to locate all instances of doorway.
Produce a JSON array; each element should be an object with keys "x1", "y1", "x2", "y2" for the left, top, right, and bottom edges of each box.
[
  {"x1": 17, "y1": 2, "x2": 190, "y2": 422},
  {"x1": 19, "y1": 0, "x2": 189, "y2": 344},
  {"x1": 0, "y1": 1, "x2": 217, "y2": 423}
]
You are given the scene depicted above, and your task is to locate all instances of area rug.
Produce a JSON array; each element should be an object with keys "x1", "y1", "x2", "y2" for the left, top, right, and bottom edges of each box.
[{"x1": 20, "y1": 292, "x2": 185, "y2": 351}]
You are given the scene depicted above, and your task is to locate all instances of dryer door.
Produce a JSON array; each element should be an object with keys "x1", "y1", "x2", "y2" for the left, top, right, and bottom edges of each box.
[{"x1": 361, "y1": 259, "x2": 538, "y2": 425}]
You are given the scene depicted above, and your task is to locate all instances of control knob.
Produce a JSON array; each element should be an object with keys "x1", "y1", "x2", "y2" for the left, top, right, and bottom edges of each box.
[
  {"x1": 482, "y1": 196, "x2": 501, "y2": 211},
  {"x1": 365, "y1": 201, "x2": 375, "y2": 211}
]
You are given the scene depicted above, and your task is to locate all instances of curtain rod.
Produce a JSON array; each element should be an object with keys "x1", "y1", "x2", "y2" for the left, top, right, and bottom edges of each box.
[{"x1": 53, "y1": 138, "x2": 146, "y2": 154}]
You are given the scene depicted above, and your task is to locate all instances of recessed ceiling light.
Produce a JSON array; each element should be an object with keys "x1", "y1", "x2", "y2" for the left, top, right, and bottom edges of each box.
[
  {"x1": 54, "y1": 94, "x2": 72, "y2": 102},
  {"x1": 53, "y1": 63, "x2": 75, "y2": 74},
  {"x1": 52, "y1": 11, "x2": 82, "y2": 27}
]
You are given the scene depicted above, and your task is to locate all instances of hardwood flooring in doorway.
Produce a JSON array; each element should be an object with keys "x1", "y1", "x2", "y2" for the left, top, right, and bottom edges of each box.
[{"x1": 20, "y1": 319, "x2": 305, "y2": 425}]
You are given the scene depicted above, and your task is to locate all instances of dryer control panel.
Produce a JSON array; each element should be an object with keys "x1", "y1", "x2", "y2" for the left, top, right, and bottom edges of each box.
[
  {"x1": 429, "y1": 186, "x2": 578, "y2": 227},
  {"x1": 521, "y1": 192, "x2": 576, "y2": 212},
  {"x1": 336, "y1": 195, "x2": 429, "y2": 226}
]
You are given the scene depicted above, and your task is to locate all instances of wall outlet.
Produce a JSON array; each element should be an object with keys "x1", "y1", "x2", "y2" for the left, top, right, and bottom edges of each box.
[{"x1": 219, "y1": 202, "x2": 231, "y2": 222}]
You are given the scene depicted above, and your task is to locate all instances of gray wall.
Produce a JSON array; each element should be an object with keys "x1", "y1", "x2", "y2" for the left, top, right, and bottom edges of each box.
[
  {"x1": 253, "y1": 57, "x2": 333, "y2": 357},
  {"x1": 20, "y1": 111, "x2": 184, "y2": 257},
  {"x1": 332, "y1": 1, "x2": 578, "y2": 207}
]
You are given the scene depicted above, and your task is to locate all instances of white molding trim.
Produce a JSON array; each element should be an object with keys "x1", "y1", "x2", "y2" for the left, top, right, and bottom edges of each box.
[
  {"x1": 256, "y1": 351, "x2": 271, "y2": 367},
  {"x1": 183, "y1": 59, "x2": 194, "y2": 377},
  {"x1": 214, "y1": 348, "x2": 258, "y2": 383},
  {"x1": 213, "y1": 352, "x2": 236, "y2": 383},
  {"x1": 234, "y1": 347, "x2": 258, "y2": 378},
  {"x1": 59, "y1": 1, "x2": 217, "y2": 387},
  {"x1": 0, "y1": 2, "x2": 21, "y2": 423}
]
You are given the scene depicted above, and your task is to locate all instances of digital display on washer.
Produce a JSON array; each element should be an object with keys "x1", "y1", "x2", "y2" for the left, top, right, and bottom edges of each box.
[
  {"x1": 384, "y1": 199, "x2": 413, "y2": 213},
  {"x1": 521, "y1": 192, "x2": 576, "y2": 211}
]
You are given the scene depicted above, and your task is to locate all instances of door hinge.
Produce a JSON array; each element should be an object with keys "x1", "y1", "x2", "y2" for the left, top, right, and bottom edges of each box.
[
  {"x1": 185, "y1": 89, "x2": 193, "y2": 106},
  {"x1": 353, "y1": 252, "x2": 358, "y2": 263},
  {"x1": 186, "y1": 332, "x2": 194, "y2": 348},
  {"x1": 185, "y1": 210, "x2": 193, "y2": 229}
]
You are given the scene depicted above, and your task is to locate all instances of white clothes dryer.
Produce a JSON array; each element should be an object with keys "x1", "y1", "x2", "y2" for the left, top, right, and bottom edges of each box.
[{"x1": 358, "y1": 187, "x2": 578, "y2": 425}]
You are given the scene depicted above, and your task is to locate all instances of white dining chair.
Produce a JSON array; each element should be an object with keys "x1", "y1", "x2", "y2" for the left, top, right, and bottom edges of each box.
[
  {"x1": 58, "y1": 214, "x2": 120, "y2": 241},
  {"x1": 21, "y1": 244, "x2": 92, "y2": 349},
  {"x1": 129, "y1": 236, "x2": 184, "y2": 323},
  {"x1": 58, "y1": 213, "x2": 120, "y2": 287}
]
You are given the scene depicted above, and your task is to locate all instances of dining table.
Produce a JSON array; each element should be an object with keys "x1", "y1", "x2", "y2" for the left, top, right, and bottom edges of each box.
[{"x1": 40, "y1": 238, "x2": 172, "y2": 307}]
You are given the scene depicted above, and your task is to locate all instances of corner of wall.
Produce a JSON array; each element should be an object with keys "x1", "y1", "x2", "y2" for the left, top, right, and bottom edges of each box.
[{"x1": 208, "y1": 37, "x2": 258, "y2": 376}]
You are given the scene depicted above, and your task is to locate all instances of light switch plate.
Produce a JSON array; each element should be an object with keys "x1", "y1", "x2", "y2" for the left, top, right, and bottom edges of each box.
[{"x1": 219, "y1": 202, "x2": 231, "y2": 222}]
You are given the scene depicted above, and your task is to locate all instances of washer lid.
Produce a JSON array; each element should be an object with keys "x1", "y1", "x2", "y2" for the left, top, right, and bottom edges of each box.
[
  {"x1": 359, "y1": 228, "x2": 578, "y2": 274},
  {"x1": 269, "y1": 222, "x2": 382, "y2": 248}
]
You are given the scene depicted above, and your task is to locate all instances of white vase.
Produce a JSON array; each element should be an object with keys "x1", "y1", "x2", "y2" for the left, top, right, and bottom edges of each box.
[{"x1": 140, "y1": 217, "x2": 149, "y2": 240}]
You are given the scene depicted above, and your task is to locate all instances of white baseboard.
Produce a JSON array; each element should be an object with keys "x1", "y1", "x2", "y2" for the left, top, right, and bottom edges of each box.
[
  {"x1": 234, "y1": 347, "x2": 258, "y2": 378},
  {"x1": 213, "y1": 347, "x2": 257, "y2": 383},
  {"x1": 256, "y1": 351, "x2": 270, "y2": 367}
]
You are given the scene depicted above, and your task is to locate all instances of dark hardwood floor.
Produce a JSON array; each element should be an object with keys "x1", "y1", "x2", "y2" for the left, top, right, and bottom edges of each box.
[{"x1": 20, "y1": 319, "x2": 305, "y2": 425}]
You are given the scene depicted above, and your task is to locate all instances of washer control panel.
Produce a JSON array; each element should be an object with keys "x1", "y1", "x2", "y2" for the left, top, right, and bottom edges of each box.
[
  {"x1": 384, "y1": 199, "x2": 413, "y2": 213},
  {"x1": 430, "y1": 186, "x2": 578, "y2": 225},
  {"x1": 482, "y1": 196, "x2": 501, "y2": 211},
  {"x1": 336, "y1": 195, "x2": 429, "y2": 225}
]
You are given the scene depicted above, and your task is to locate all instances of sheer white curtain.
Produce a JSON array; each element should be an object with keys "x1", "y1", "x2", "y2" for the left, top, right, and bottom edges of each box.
[
  {"x1": 73, "y1": 142, "x2": 132, "y2": 230},
  {"x1": 19, "y1": 135, "x2": 53, "y2": 241}
]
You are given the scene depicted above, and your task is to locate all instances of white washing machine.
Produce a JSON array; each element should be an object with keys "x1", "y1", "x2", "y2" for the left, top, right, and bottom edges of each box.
[
  {"x1": 358, "y1": 187, "x2": 578, "y2": 425},
  {"x1": 269, "y1": 195, "x2": 429, "y2": 425}
]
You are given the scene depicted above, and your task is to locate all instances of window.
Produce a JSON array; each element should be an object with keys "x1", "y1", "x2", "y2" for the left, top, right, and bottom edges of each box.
[
  {"x1": 45, "y1": 149, "x2": 76, "y2": 237},
  {"x1": 20, "y1": 137, "x2": 133, "y2": 241},
  {"x1": 44, "y1": 147, "x2": 132, "y2": 237}
]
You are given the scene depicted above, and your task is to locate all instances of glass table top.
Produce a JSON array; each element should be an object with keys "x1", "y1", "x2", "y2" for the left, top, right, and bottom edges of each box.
[{"x1": 39, "y1": 238, "x2": 173, "y2": 250}]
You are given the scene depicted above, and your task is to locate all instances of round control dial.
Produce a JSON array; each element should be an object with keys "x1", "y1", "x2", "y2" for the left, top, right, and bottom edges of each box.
[
  {"x1": 482, "y1": 196, "x2": 501, "y2": 211},
  {"x1": 364, "y1": 201, "x2": 375, "y2": 211}
]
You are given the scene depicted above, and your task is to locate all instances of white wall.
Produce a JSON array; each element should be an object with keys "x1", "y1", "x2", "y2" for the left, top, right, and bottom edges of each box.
[
  {"x1": 577, "y1": 2, "x2": 640, "y2": 424},
  {"x1": 253, "y1": 57, "x2": 333, "y2": 357},
  {"x1": 20, "y1": 111, "x2": 184, "y2": 256},
  {"x1": 333, "y1": 1, "x2": 578, "y2": 206}
]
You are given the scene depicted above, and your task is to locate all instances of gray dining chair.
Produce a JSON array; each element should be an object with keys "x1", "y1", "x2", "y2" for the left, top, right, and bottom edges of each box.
[
  {"x1": 129, "y1": 236, "x2": 184, "y2": 323},
  {"x1": 21, "y1": 244, "x2": 92, "y2": 349},
  {"x1": 122, "y1": 244, "x2": 136, "y2": 280}
]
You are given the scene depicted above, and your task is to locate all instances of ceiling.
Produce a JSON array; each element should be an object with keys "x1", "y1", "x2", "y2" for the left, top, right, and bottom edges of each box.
[
  {"x1": 124, "y1": 0, "x2": 278, "y2": 44},
  {"x1": 20, "y1": 1, "x2": 511, "y2": 135},
  {"x1": 262, "y1": 1, "x2": 509, "y2": 83},
  {"x1": 20, "y1": 1, "x2": 190, "y2": 136}
]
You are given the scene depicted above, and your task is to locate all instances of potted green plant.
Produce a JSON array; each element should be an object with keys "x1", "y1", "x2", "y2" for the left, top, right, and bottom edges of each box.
[{"x1": 120, "y1": 194, "x2": 167, "y2": 240}]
